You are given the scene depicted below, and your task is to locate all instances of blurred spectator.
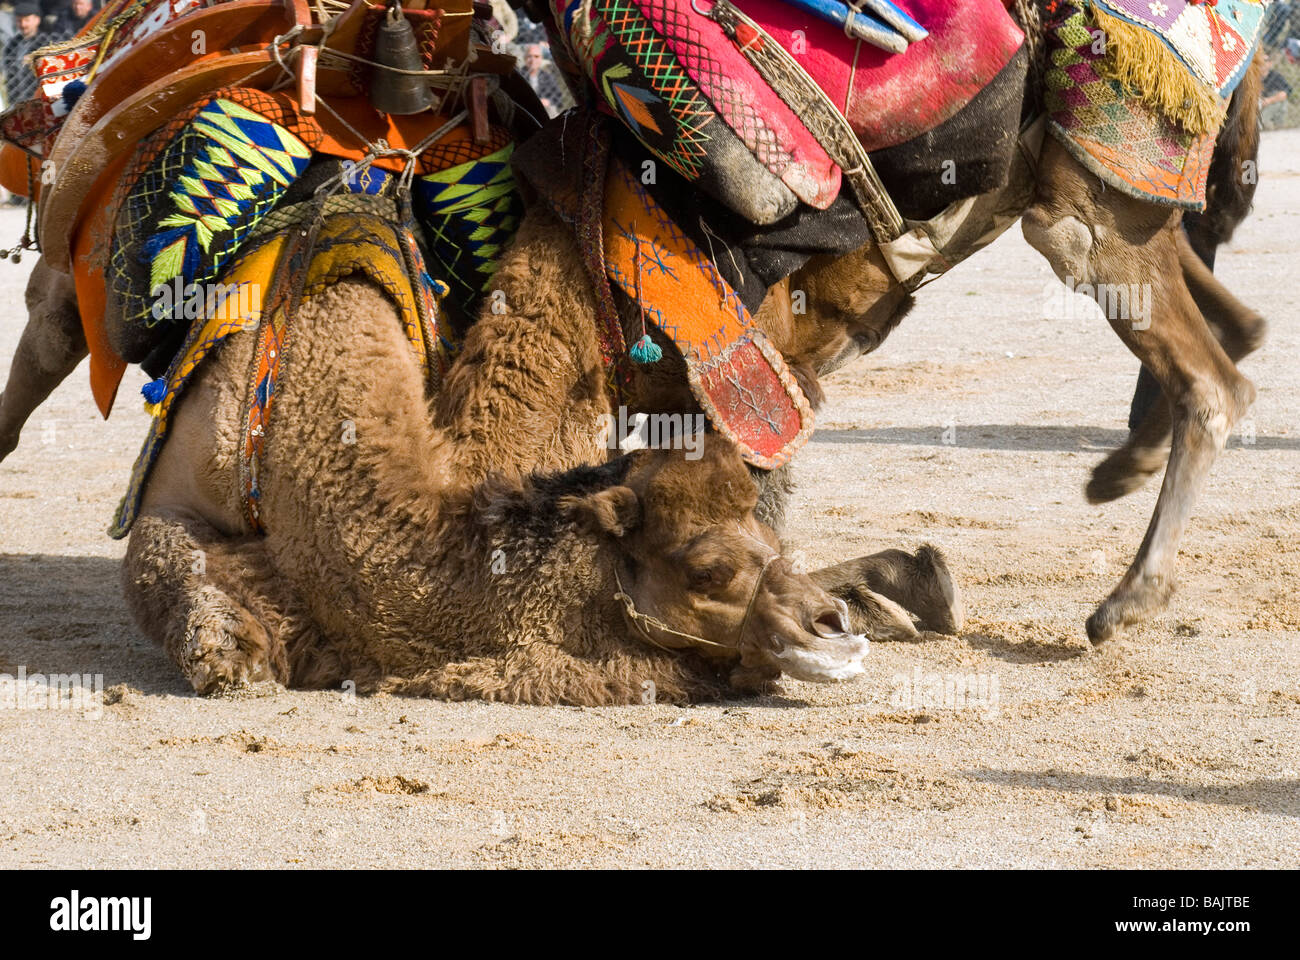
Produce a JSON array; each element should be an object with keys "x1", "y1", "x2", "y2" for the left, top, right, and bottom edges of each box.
[
  {"x1": 1263, "y1": 1, "x2": 1299, "y2": 47},
  {"x1": 515, "y1": 11, "x2": 547, "y2": 47},
  {"x1": 54, "y1": 0, "x2": 94, "y2": 36},
  {"x1": 3, "y1": 2, "x2": 48, "y2": 105},
  {"x1": 522, "y1": 42, "x2": 572, "y2": 117},
  {"x1": 1260, "y1": 49, "x2": 1293, "y2": 129},
  {"x1": 0, "y1": 4, "x2": 15, "y2": 46}
]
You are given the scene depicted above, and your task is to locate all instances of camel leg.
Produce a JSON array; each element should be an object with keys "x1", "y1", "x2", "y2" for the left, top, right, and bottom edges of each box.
[
  {"x1": 0, "y1": 260, "x2": 85, "y2": 462},
  {"x1": 383, "y1": 642, "x2": 728, "y2": 706},
  {"x1": 123, "y1": 509, "x2": 287, "y2": 693},
  {"x1": 811, "y1": 544, "x2": 962, "y2": 637},
  {"x1": 1090, "y1": 230, "x2": 1266, "y2": 503},
  {"x1": 1023, "y1": 139, "x2": 1256, "y2": 642}
]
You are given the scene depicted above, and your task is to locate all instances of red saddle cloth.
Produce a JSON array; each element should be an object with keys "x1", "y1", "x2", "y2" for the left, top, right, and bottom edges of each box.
[{"x1": 732, "y1": 0, "x2": 1024, "y2": 152}]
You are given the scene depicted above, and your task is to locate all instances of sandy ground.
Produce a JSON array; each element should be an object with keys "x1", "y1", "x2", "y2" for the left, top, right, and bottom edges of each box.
[{"x1": 1, "y1": 132, "x2": 1297, "y2": 870}]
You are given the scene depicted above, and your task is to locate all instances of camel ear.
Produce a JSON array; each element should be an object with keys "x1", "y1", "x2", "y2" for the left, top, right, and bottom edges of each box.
[{"x1": 563, "y1": 486, "x2": 642, "y2": 538}]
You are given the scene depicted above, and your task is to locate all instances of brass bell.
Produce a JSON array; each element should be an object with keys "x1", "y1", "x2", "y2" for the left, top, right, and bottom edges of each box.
[{"x1": 370, "y1": 3, "x2": 435, "y2": 115}]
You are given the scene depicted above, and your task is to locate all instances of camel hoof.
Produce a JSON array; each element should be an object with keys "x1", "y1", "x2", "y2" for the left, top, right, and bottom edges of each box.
[
  {"x1": 913, "y1": 544, "x2": 963, "y2": 634},
  {"x1": 1086, "y1": 575, "x2": 1176, "y2": 644},
  {"x1": 180, "y1": 587, "x2": 275, "y2": 694},
  {"x1": 1086, "y1": 447, "x2": 1164, "y2": 504},
  {"x1": 845, "y1": 587, "x2": 920, "y2": 642}
]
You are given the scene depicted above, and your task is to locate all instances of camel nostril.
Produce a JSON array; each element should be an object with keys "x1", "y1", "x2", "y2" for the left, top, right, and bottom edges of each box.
[{"x1": 812, "y1": 608, "x2": 850, "y2": 637}]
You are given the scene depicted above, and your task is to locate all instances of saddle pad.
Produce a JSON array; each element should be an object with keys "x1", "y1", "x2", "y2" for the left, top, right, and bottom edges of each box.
[
  {"x1": 602, "y1": 151, "x2": 814, "y2": 470},
  {"x1": 1079, "y1": 0, "x2": 1270, "y2": 137},
  {"x1": 548, "y1": 0, "x2": 1022, "y2": 223},
  {"x1": 110, "y1": 209, "x2": 446, "y2": 538},
  {"x1": 729, "y1": 0, "x2": 1025, "y2": 152},
  {"x1": 105, "y1": 90, "x2": 322, "y2": 369},
  {"x1": 1045, "y1": 3, "x2": 1216, "y2": 210},
  {"x1": 1093, "y1": 0, "x2": 1269, "y2": 101},
  {"x1": 413, "y1": 134, "x2": 525, "y2": 323},
  {"x1": 549, "y1": 0, "x2": 840, "y2": 224}
]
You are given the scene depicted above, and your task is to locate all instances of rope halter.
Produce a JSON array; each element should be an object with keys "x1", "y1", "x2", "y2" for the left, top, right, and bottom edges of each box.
[{"x1": 613, "y1": 554, "x2": 780, "y2": 655}]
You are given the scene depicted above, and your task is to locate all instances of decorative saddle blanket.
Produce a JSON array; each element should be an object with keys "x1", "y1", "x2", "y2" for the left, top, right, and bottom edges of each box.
[
  {"x1": 601, "y1": 150, "x2": 814, "y2": 469},
  {"x1": 516, "y1": 111, "x2": 818, "y2": 470},
  {"x1": 109, "y1": 203, "x2": 452, "y2": 538},
  {"x1": 1044, "y1": 0, "x2": 1271, "y2": 211},
  {"x1": 545, "y1": 0, "x2": 1024, "y2": 226},
  {"x1": 0, "y1": 0, "x2": 526, "y2": 418}
]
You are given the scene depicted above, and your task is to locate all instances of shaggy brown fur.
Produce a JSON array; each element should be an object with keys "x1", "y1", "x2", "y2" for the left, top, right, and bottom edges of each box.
[{"x1": 124, "y1": 267, "x2": 898, "y2": 703}]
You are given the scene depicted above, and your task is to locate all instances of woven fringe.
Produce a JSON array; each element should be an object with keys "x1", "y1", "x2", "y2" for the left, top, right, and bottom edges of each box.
[{"x1": 1091, "y1": 6, "x2": 1224, "y2": 136}]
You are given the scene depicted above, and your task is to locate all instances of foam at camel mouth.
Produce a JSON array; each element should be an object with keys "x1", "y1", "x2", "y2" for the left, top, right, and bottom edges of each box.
[{"x1": 771, "y1": 605, "x2": 870, "y2": 683}]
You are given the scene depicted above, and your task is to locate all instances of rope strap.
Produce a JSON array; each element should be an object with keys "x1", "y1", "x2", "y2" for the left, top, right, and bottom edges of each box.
[{"x1": 612, "y1": 554, "x2": 779, "y2": 654}]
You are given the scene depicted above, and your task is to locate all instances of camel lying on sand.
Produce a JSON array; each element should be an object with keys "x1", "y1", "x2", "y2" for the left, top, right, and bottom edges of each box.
[
  {"x1": 120, "y1": 238, "x2": 960, "y2": 702},
  {"x1": 7, "y1": 9, "x2": 1261, "y2": 650}
]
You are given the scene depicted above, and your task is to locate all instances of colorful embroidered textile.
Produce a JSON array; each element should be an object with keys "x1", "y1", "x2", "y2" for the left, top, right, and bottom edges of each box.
[
  {"x1": 80, "y1": 91, "x2": 513, "y2": 412},
  {"x1": 618, "y1": 0, "x2": 839, "y2": 208},
  {"x1": 1045, "y1": 4, "x2": 1216, "y2": 210},
  {"x1": 110, "y1": 209, "x2": 447, "y2": 538},
  {"x1": 5, "y1": 0, "x2": 204, "y2": 161},
  {"x1": 34, "y1": 38, "x2": 98, "y2": 130},
  {"x1": 109, "y1": 234, "x2": 280, "y2": 539},
  {"x1": 1092, "y1": 0, "x2": 1269, "y2": 103},
  {"x1": 413, "y1": 141, "x2": 524, "y2": 322},
  {"x1": 728, "y1": 0, "x2": 1025, "y2": 152},
  {"x1": 98, "y1": 0, "x2": 204, "y2": 74},
  {"x1": 602, "y1": 152, "x2": 813, "y2": 469},
  {"x1": 513, "y1": 109, "x2": 870, "y2": 415},
  {"x1": 549, "y1": 0, "x2": 836, "y2": 224},
  {"x1": 0, "y1": 99, "x2": 55, "y2": 160},
  {"x1": 105, "y1": 92, "x2": 321, "y2": 372},
  {"x1": 547, "y1": 0, "x2": 1023, "y2": 224}
]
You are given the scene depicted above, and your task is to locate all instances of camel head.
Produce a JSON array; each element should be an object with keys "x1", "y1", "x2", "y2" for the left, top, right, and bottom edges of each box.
[{"x1": 562, "y1": 434, "x2": 868, "y2": 686}]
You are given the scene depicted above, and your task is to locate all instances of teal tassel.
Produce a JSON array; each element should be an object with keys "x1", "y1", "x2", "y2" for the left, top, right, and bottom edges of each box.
[{"x1": 628, "y1": 334, "x2": 662, "y2": 364}]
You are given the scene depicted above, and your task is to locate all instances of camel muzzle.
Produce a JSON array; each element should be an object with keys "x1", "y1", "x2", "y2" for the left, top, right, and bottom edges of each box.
[{"x1": 765, "y1": 599, "x2": 869, "y2": 683}]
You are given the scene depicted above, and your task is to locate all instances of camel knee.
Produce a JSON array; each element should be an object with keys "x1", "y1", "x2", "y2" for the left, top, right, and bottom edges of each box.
[
  {"x1": 1234, "y1": 312, "x2": 1268, "y2": 356},
  {"x1": 1022, "y1": 207, "x2": 1094, "y2": 284},
  {"x1": 1177, "y1": 374, "x2": 1254, "y2": 448},
  {"x1": 124, "y1": 513, "x2": 281, "y2": 693}
]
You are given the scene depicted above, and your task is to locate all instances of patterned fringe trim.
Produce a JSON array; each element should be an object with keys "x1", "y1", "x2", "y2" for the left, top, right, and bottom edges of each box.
[{"x1": 1091, "y1": 5, "x2": 1224, "y2": 136}]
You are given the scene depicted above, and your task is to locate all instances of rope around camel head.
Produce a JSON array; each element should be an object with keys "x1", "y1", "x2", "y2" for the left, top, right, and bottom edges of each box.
[{"x1": 612, "y1": 554, "x2": 779, "y2": 655}]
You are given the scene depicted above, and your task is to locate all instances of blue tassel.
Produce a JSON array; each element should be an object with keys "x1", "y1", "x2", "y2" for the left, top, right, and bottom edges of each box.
[
  {"x1": 61, "y1": 79, "x2": 86, "y2": 110},
  {"x1": 141, "y1": 377, "x2": 167, "y2": 405},
  {"x1": 628, "y1": 334, "x2": 662, "y2": 364}
]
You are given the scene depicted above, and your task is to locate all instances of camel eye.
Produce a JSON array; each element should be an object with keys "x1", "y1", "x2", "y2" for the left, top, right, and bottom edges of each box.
[{"x1": 687, "y1": 562, "x2": 735, "y2": 592}]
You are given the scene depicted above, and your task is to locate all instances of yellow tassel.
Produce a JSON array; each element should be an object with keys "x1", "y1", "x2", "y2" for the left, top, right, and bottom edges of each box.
[
  {"x1": 1090, "y1": 6, "x2": 1226, "y2": 136},
  {"x1": 143, "y1": 400, "x2": 161, "y2": 418}
]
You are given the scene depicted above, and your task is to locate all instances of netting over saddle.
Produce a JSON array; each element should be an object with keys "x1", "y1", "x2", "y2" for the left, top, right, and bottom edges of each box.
[
  {"x1": 107, "y1": 91, "x2": 322, "y2": 370},
  {"x1": 545, "y1": 0, "x2": 1024, "y2": 226},
  {"x1": 0, "y1": 0, "x2": 530, "y2": 414}
]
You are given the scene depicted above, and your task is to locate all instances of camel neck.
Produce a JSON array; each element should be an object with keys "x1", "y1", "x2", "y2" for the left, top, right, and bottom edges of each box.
[{"x1": 431, "y1": 460, "x2": 632, "y2": 646}]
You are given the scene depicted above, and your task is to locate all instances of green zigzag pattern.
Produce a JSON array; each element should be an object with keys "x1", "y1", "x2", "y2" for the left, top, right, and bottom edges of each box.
[{"x1": 592, "y1": 0, "x2": 713, "y2": 180}]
